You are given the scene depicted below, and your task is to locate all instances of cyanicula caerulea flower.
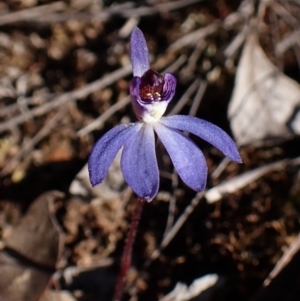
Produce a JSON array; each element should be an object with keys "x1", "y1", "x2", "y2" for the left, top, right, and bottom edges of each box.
[{"x1": 88, "y1": 27, "x2": 242, "y2": 202}]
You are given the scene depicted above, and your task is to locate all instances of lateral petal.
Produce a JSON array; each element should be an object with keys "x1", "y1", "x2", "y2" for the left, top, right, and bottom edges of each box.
[
  {"x1": 121, "y1": 124, "x2": 159, "y2": 202},
  {"x1": 130, "y1": 27, "x2": 150, "y2": 77},
  {"x1": 154, "y1": 123, "x2": 207, "y2": 192},
  {"x1": 162, "y1": 72, "x2": 177, "y2": 102},
  {"x1": 160, "y1": 115, "x2": 242, "y2": 163},
  {"x1": 88, "y1": 123, "x2": 141, "y2": 186}
]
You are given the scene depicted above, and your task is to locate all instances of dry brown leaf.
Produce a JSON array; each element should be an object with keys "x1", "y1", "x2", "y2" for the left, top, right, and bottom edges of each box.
[
  {"x1": 228, "y1": 32, "x2": 300, "y2": 146},
  {"x1": 0, "y1": 191, "x2": 64, "y2": 301}
]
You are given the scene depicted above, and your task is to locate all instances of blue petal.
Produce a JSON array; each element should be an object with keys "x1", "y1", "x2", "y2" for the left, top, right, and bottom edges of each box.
[
  {"x1": 130, "y1": 76, "x2": 141, "y2": 98},
  {"x1": 88, "y1": 123, "x2": 142, "y2": 186},
  {"x1": 159, "y1": 115, "x2": 242, "y2": 163},
  {"x1": 130, "y1": 76, "x2": 145, "y2": 121},
  {"x1": 121, "y1": 124, "x2": 159, "y2": 202},
  {"x1": 154, "y1": 123, "x2": 207, "y2": 191},
  {"x1": 130, "y1": 27, "x2": 150, "y2": 77},
  {"x1": 162, "y1": 73, "x2": 177, "y2": 102}
]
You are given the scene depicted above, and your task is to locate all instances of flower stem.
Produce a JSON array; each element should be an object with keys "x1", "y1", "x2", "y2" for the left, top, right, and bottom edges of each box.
[{"x1": 113, "y1": 197, "x2": 144, "y2": 301}]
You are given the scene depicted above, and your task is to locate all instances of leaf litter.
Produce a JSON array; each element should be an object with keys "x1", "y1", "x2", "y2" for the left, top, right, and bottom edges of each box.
[{"x1": 1, "y1": 0, "x2": 300, "y2": 301}]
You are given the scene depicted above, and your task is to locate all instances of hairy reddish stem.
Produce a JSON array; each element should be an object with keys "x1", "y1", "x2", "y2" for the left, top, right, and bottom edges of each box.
[{"x1": 113, "y1": 197, "x2": 144, "y2": 301}]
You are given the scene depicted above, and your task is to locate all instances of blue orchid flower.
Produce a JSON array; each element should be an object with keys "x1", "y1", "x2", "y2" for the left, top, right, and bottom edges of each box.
[{"x1": 88, "y1": 27, "x2": 242, "y2": 202}]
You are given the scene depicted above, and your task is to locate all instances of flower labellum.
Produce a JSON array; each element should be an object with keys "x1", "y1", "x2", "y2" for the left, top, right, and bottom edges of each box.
[{"x1": 88, "y1": 27, "x2": 242, "y2": 202}]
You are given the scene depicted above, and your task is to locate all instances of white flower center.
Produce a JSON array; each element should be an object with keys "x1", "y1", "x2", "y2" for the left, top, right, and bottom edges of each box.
[{"x1": 142, "y1": 102, "x2": 168, "y2": 123}]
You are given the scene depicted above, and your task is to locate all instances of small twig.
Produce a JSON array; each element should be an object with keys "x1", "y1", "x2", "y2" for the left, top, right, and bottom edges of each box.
[
  {"x1": 211, "y1": 157, "x2": 231, "y2": 179},
  {"x1": 20, "y1": 0, "x2": 202, "y2": 24},
  {"x1": 269, "y1": 7, "x2": 284, "y2": 71},
  {"x1": 0, "y1": 1, "x2": 66, "y2": 26},
  {"x1": 189, "y1": 80, "x2": 207, "y2": 117},
  {"x1": 263, "y1": 232, "x2": 300, "y2": 287},
  {"x1": 206, "y1": 156, "x2": 300, "y2": 203},
  {"x1": 53, "y1": 258, "x2": 114, "y2": 286},
  {"x1": 0, "y1": 102, "x2": 20, "y2": 118},
  {"x1": 0, "y1": 65, "x2": 132, "y2": 134},
  {"x1": 168, "y1": 23, "x2": 219, "y2": 52},
  {"x1": 187, "y1": 41, "x2": 206, "y2": 69},
  {"x1": 148, "y1": 191, "x2": 205, "y2": 264},
  {"x1": 180, "y1": 40, "x2": 206, "y2": 79},
  {"x1": 224, "y1": 24, "x2": 249, "y2": 58},
  {"x1": 120, "y1": 0, "x2": 204, "y2": 19},
  {"x1": 77, "y1": 96, "x2": 131, "y2": 136},
  {"x1": 223, "y1": 0, "x2": 254, "y2": 29},
  {"x1": 168, "y1": 78, "x2": 201, "y2": 115},
  {"x1": 0, "y1": 107, "x2": 67, "y2": 177},
  {"x1": 272, "y1": 1, "x2": 300, "y2": 30},
  {"x1": 119, "y1": 17, "x2": 140, "y2": 38},
  {"x1": 0, "y1": 77, "x2": 17, "y2": 100},
  {"x1": 276, "y1": 30, "x2": 300, "y2": 55},
  {"x1": 163, "y1": 172, "x2": 179, "y2": 237},
  {"x1": 166, "y1": 54, "x2": 187, "y2": 74},
  {"x1": 33, "y1": 2, "x2": 134, "y2": 23}
]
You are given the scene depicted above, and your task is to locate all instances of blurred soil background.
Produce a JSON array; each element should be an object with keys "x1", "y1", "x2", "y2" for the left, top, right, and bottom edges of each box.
[{"x1": 1, "y1": 0, "x2": 300, "y2": 301}]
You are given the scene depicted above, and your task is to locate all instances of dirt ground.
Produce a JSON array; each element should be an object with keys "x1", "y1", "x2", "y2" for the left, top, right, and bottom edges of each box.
[{"x1": 1, "y1": 1, "x2": 300, "y2": 301}]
